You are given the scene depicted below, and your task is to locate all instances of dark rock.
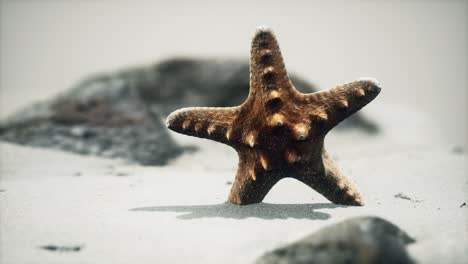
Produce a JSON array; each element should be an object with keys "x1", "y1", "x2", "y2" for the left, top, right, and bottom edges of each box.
[
  {"x1": 0, "y1": 117, "x2": 182, "y2": 166},
  {"x1": 461, "y1": 202, "x2": 466, "y2": 208},
  {"x1": 39, "y1": 244, "x2": 83, "y2": 252},
  {"x1": 256, "y1": 216, "x2": 415, "y2": 264},
  {"x1": 0, "y1": 58, "x2": 378, "y2": 166},
  {"x1": 0, "y1": 84, "x2": 184, "y2": 165}
]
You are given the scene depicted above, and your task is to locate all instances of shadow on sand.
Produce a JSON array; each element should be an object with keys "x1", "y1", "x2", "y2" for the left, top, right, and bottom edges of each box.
[{"x1": 130, "y1": 202, "x2": 345, "y2": 220}]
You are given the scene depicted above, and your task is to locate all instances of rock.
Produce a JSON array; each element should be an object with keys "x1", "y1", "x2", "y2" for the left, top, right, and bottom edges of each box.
[
  {"x1": 39, "y1": 244, "x2": 83, "y2": 252},
  {"x1": 256, "y1": 216, "x2": 415, "y2": 264},
  {"x1": 0, "y1": 114, "x2": 182, "y2": 166},
  {"x1": 0, "y1": 57, "x2": 378, "y2": 166}
]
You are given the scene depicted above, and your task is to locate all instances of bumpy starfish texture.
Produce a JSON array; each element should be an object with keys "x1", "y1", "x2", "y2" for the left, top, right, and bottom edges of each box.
[{"x1": 166, "y1": 26, "x2": 381, "y2": 206}]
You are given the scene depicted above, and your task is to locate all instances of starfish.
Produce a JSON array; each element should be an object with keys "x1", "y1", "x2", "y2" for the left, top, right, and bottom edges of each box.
[{"x1": 166, "y1": 26, "x2": 381, "y2": 206}]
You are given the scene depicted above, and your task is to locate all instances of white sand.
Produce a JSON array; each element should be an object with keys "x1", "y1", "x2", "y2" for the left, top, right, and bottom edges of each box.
[{"x1": 1, "y1": 104, "x2": 467, "y2": 263}]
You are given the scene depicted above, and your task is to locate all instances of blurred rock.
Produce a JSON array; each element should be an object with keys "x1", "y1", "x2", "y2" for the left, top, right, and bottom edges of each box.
[
  {"x1": 0, "y1": 58, "x2": 378, "y2": 165},
  {"x1": 0, "y1": 87, "x2": 183, "y2": 165},
  {"x1": 256, "y1": 216, "x2": 415, "y2": 264}
]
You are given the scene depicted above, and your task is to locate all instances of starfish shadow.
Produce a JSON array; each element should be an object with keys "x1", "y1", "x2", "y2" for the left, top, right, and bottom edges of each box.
[{"x1": 129, "y1": 202, "x2": 345, "y2": 220}]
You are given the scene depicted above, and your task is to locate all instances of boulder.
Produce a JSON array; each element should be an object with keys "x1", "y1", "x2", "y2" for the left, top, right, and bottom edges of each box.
[{"x1": 256, "y1": 216, "x2": 415, "y2": 264}]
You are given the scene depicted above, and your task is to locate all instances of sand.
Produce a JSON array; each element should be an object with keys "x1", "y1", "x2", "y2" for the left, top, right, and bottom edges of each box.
[{"x1": 1, "y1": 103, "x2": 467, "y2": 263}]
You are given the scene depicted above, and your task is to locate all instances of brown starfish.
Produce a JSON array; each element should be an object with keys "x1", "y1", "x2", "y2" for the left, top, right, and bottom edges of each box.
[{"x1": 166, "y1": 26, "x2": 381, "y2": 206}]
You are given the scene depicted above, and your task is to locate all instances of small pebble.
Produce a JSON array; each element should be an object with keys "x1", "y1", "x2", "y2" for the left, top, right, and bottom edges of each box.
[
  {"x1": 39, "y1": 244, "x2": 83, "y2": 252},
  {"x1": 394, "y1": 193, "x2": 423, "y2": 203}
]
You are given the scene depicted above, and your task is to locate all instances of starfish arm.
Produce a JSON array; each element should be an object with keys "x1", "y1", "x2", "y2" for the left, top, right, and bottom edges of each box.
[
  {"x1": 249, "y1": 27, "x2": 291, "y2": 96},
  {"x1": 166, "y1": 106, "x2": 239, "y2": 144},
  {"x1": 295, "y1": 149, "x2": 363, "y2": 206},
  {"x1": 228, "y1": 150, "x2": 281, "y2": 205},
  {"x1": 304, "y1": 78, "x2": 381, "y2": 132}
]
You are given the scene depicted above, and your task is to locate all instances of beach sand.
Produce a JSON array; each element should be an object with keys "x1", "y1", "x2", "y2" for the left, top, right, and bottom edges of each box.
[{"x1": 0, "y1": 103, "x2": 467, "y2": 263}]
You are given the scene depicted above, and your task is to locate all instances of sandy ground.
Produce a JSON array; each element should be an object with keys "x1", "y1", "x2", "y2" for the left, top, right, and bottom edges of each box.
[{"x1": 1, "y1": 104, "x2": 467, "y2": 264}]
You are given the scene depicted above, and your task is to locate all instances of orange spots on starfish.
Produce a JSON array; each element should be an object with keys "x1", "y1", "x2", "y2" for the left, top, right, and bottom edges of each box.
[
  {"x1": 207, "y1": 124, "x2": 216, "y2": 135},
  {"x1": 259, "y1": 153, "x2": 269, "y2": 171},
  {"x1": 265, "y1": 91, "x2": 282, "y2": 109},
  {"x1": 226, "y1": 127, "x2": 232, "y2": 140},
  {"x1": 336, "y1": 100, "x2": 349, "y2": 110},
  {"x1": 182, "y1": 120, "x2": 191, "y2": 130},
  {"x1": 337, "y1": 181, "x2": 346, "y2": 190},
  {"x1": 269, "y1": 90, "x2": 280, "y2": 100},
  {"x1": 355, "y1": 197, "x2": 363, "y2": 205},
  {"x1": 260, "y1": 49, "x2": 272, "y2": 63},
  {"x1": 315, "y1": 112, "x2": 328, "y2": 124},
  {"x1": 286, "y1": 149, "x2": 301, "y2": 164},
  {"x1": 263, "y1": 67, "x2": 275, "y2": 81},
  {"x1": 246, "y1": 133, "x2": 256, "y2": 147},
  {"x1": 355, "y1": 88, "x2": 366, "y2": 98},
  {"x1": 250, "y1": 168, "x2": 256, "y2": 181},
  {"x1": 293, "y1": 124, "x2": 309, "y2": 141},
  {"x1": 270, "y1": 113, "x2": 284, "y2": 127},
  {"x1": 346, "y1": 189, "x2": 355, "y2": 197}
]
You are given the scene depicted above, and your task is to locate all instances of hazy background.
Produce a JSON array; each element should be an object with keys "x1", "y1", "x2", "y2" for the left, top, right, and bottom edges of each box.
[{"x1": 1, "y1": 0, "x2": 467, "y2": 146}]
